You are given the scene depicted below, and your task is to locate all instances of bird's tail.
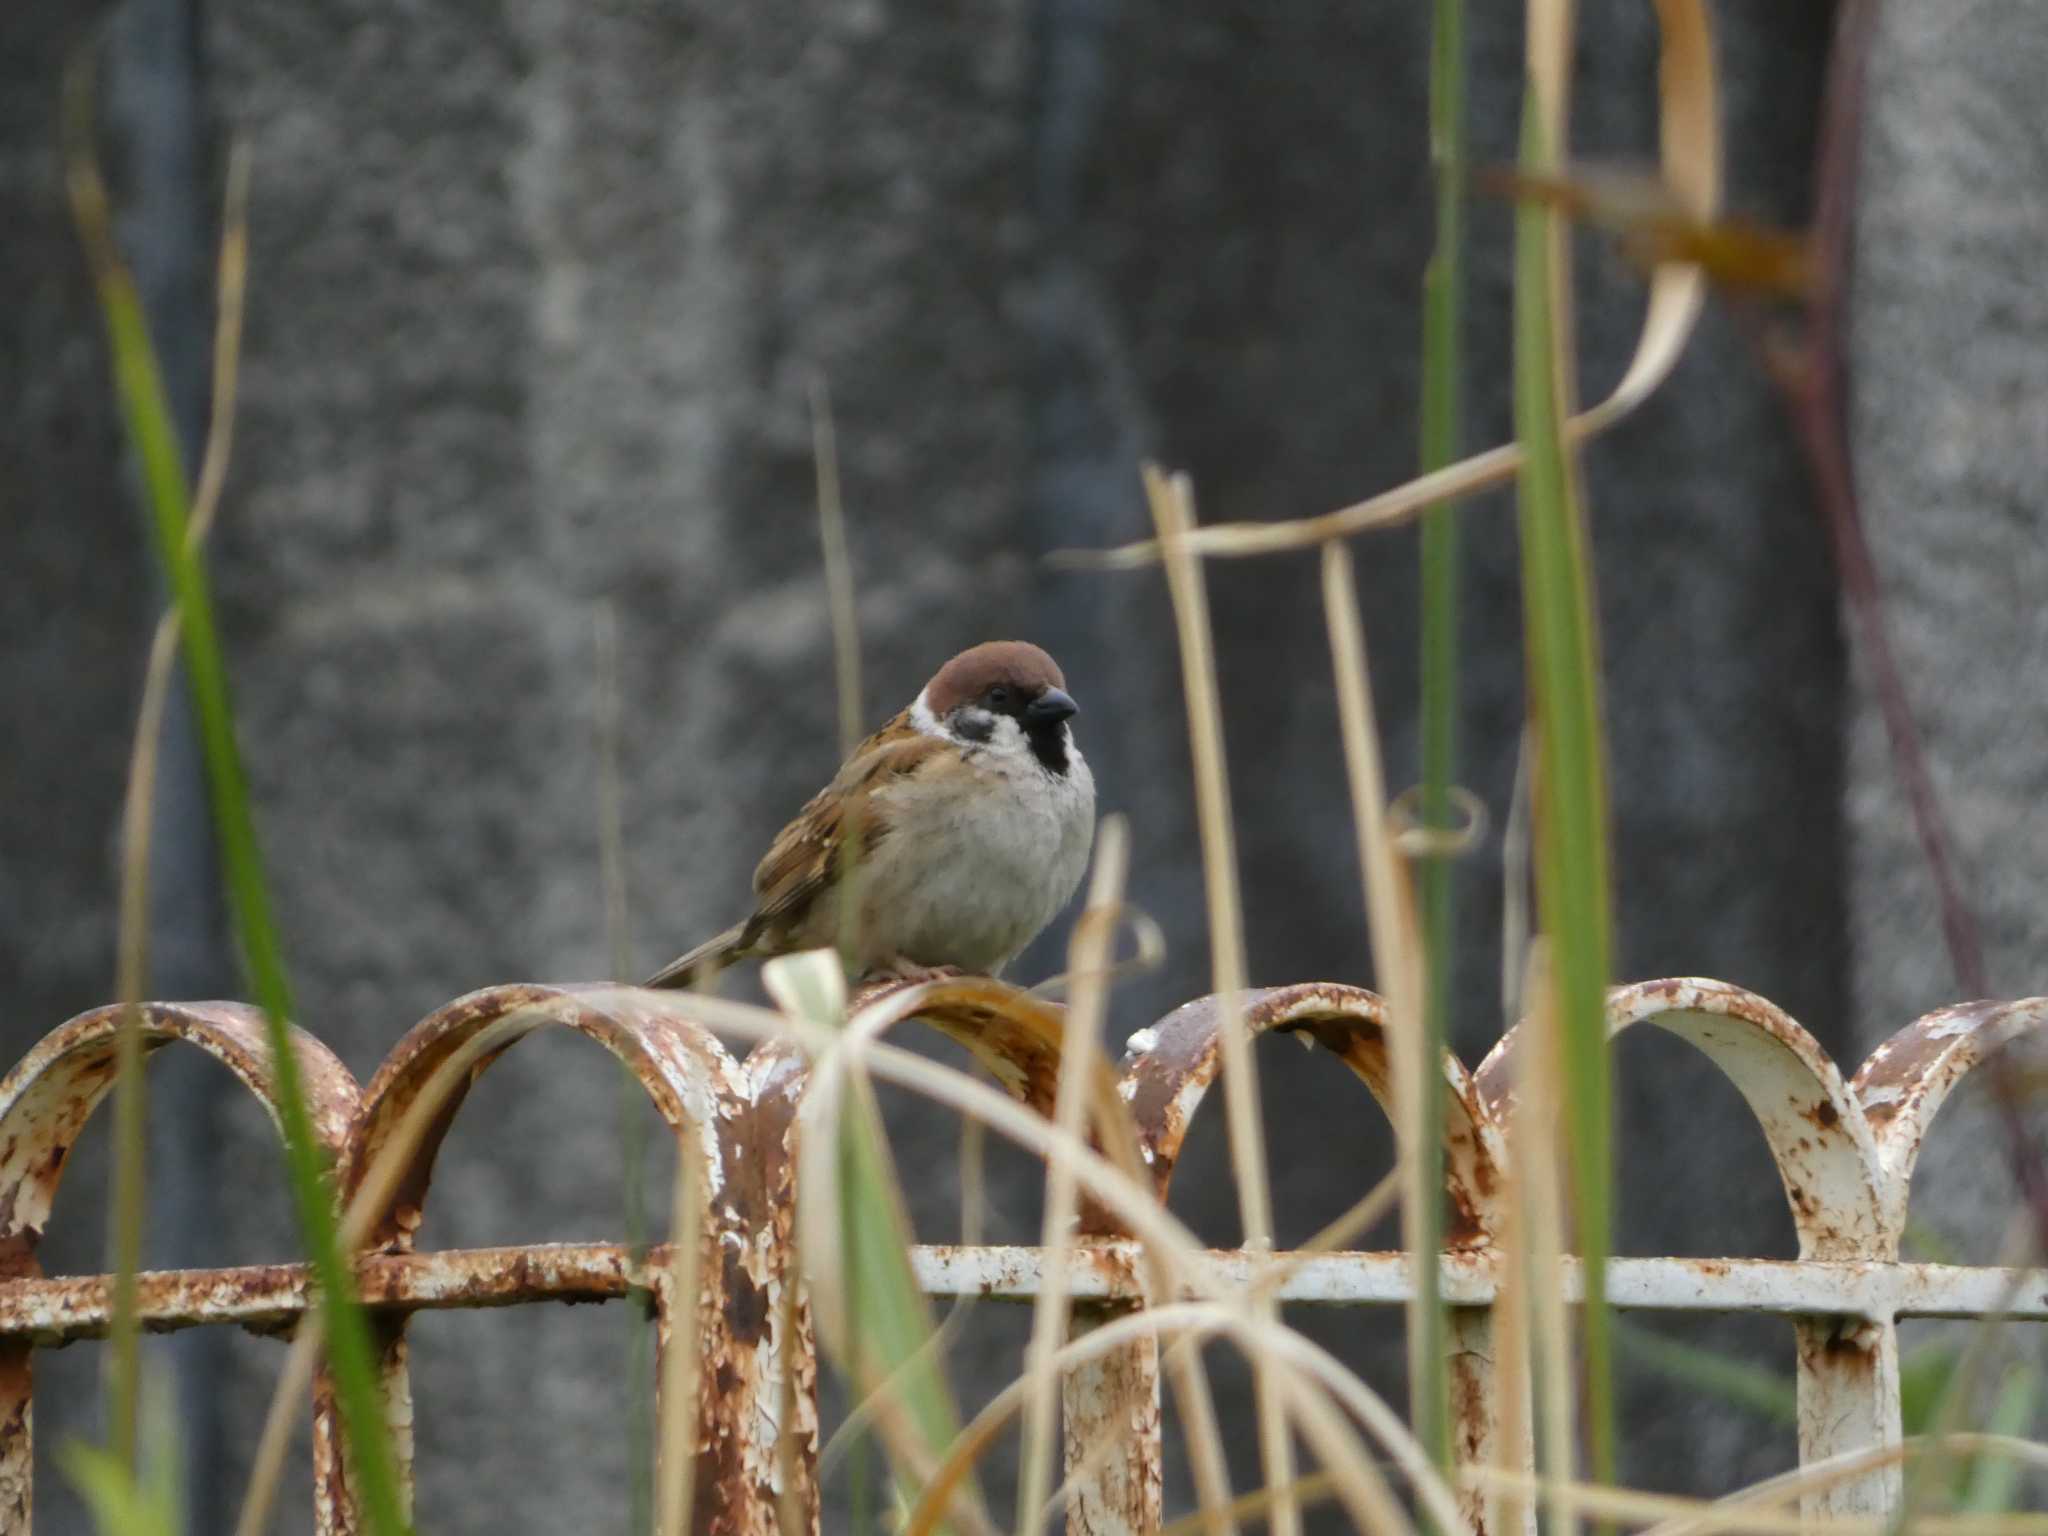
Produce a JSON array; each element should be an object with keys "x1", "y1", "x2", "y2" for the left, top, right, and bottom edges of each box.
[{"x1": 644, "y1": 922, "x2": 750, "y2": 990}]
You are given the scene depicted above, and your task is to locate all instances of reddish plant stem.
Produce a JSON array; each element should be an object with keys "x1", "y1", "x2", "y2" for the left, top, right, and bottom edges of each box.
[{"x1": 1769, "y1": 0, "x2": 2048, "y2": 1247}]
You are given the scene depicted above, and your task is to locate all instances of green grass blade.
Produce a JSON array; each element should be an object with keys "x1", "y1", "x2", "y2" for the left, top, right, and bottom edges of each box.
[
  {"x1": 1961, "y1": 1363, "x2": 2038, "y2": 1513},
  {"x1": 767, "y1": 953, "x2": 970, "y2": 1531},
  {"x1": 1615, "y1": 1322, "x2": 1796, "y2": 1428},
  {"x1": 1512, "y1": 93, "x2": 1618, "y2": 1494},
  {"x1": 1411, "y1": 0, "x2": 1468, "y2": 1488},
  {"x1": 77, "y1": 176, "x2": 412, "y2": 1536},
  {"x1": 62, "y1": 1444, "x2": 180, "y2": 1536}
]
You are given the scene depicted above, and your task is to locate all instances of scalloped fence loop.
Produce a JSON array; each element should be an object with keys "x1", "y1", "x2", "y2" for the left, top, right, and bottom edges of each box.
[
  {"x1": 0, "y1": 1003, "x2": 357, "y2": 1532},
  {"x1": 0, "y1": 976, "x2": 2042, "y2": 1534}
]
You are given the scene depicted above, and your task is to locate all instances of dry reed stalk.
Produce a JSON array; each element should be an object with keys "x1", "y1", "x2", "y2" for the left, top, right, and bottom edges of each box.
[
  {"x1": 816, "y1": 1303, "x2": 979, "y2": 1484},
  {"x1": 109, "y1": 614, "x2": 180, "y2": 1477},
  {"x1": 1014, "y1": 817, "x2": 1131, "y2": 1529},
  {"x1": 1464, "y1": 1461, "x2": 2048, "y2": 1536},
  {"x1": 904, "y1": 1299, "x2": 1460, "y2": 1536},
  {"x1": 1487, "y1": 1183, "x2": 1534, "y2": 1536},
  {"x1": 1507, "y1": 942, "x2": 1579, "y2": 1536},
  {"x1": 1642, "y1": 1434, "x2": 2048, "y2": 1536},
  {"x1": 1321, "y1": 538, "x2": 1439, "y2": 1481},
  {"x1": 104, "y1": 137, "x2": 252, "y2": 1475},
  {"x1": 1499, "y1": 731, "x2": 1534, "y2": 1033},
  {"x1": 1152, "y1": 1475, "x2": 1341, "y2": 1536},
  {"x1": 654, "y1": 1125, "x2": 705, "y2": 1536},
  {"x1": 1145, "y1": 463, "x2": 1285, "y2": 1534},
  {"x1": 807, "y1": 373, "x2": 863, "y2": 757},
  {"x1": 1897, "y1": 1208, "x2": 2041, "y2": 1522},
  {"x1": 594, "y1": 603, "x2": 632, "y2": 981},
  {"x1": 1246, "y1": 1168, "x2": 1401, "y2": 1305}
]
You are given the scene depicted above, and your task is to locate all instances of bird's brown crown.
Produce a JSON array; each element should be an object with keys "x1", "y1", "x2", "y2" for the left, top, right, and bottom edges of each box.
[{"x1": 924, "y1": 641, "x2": 1068, "y2": 715}]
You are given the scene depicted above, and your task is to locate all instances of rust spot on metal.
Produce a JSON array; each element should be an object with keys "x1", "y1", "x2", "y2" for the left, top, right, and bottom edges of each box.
[
  {"x1": 1449, "y1": 1346, "x2": 1488, "y2": 1462},
  {"x1": 1112, "y1": 983, "x2": 1507, "y2": 1246},
  {"x1": 722, "y1": 1248, "x2": 768, "y2": 1346},
  {"x1": 1063, "y1": 1299, "x2": 1163, "y2": 1535}
]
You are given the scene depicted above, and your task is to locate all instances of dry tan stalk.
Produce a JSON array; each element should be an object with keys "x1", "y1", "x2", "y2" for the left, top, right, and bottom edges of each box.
[
  {"x1": 816, "y1": 1298, "x2": 976, "y2": 1483},
  {"x1": 1488, "y1": 1190, "x2": 1534, "y2": 1536},
  {"x1": 1320, "y1": 538, "x2": 1436, "y2": 1475},
  {"x1": 1487, "y1": 1009, "x2": 1536, "y2": 1536},
  {"x1": 1152, "y1": 1475, "x2": 1341, "y2": 1536},
  {"x1": 654, "y1": 1123, "x2": 705, "y2": 1536},
  {"x1": 1509, "y1": 942, "x2": 1578, "y2": 1536},
  {"x1": 187, "y1": 143, "x2": 252, "y2": 550},
  {"x1": 1641, "y1": 1434, "x2": 2048, "y2": 1536},
  {"x1": 1145, "y1": 463, "x2": 1284, "y2": 1535},
  {"x1": 1246, "y1": 1168, "x2": 1401, "y2": 1305},
  {"x1": 1388, "y1": 783, "x2": 1490, "y2": 859},
  {"x1": 593, "y1": 604, "x2": 632, "y2": 981},
  {"x1": 96, "y1": 125, "x2": 247, "y2": 1485},
  {"x1": 903, "y1": 1300, "x2": 1458, "y2": 1536},
  {"x1": 1015, "y1": 816, "x2": 1130, "y2": 1530},
  {"x1": 1025, "y1": 902, "x2": 1167, "y2": 1002},
  {"x1": 108, "y1": 604, "x2": 181, "y2": 1475},
  {"x1": 1466, "y1": 1458, "x2": 2048, "y2": 1536},
  {"x1": 1499, "y1": 731, "x2": 1535, "y2": 1033},
  {"x1": 1893, "y1": 1207, "x2": 2039, "y2": 1536},
  {"x1": 807, "y1": 372, "x2": 863, "y2": 757}
]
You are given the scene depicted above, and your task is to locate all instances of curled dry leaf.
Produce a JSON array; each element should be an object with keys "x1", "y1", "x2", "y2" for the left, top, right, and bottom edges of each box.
[{"x1": 1061, "y1": 0, "x2": 1719, "y2": 571}]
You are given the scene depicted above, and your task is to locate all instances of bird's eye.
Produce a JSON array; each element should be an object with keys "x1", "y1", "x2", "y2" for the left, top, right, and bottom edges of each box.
[{"x1": 986, "y1": 685, "x2": 1011, "y2": 709}]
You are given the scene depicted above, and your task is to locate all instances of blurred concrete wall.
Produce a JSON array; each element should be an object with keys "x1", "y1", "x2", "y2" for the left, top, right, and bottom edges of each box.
[
  {"x1": 1849, "y1": 2, "x2": 2048, "y2": 1296},
  {"x1": 6, "y1": 0, "x2": 2036, "y2": 1529}
]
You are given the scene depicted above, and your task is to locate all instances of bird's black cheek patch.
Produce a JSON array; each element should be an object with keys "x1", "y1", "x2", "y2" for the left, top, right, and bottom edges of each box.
[
  {"x1": 1029, "y1": 727, "x2": 1070, "y2": 776},
  {"x1": 952, "y1": 708, "x2": 995, "y2": 744}
]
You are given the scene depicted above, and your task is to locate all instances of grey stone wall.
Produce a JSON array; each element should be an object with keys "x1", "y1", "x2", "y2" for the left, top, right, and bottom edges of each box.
[
  {"x1": 1847, "y1": 0, "x2": 2048, "y2": 1425},
  {"x1": 8, "y1": 0, "x2": 2036, "y2": 1529}
]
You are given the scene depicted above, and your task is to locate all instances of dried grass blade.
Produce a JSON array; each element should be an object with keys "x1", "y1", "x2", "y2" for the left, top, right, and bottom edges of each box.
[
  {"x1": 1146, "y1": 463, "x2": 1277, "y2": 1534},
  {"x1": 1510, "y1": 945, "x2": 1579, "y2": 1536},
  {"x1": 1321, "y1": 542, "x2": 1440, "y2": 1493},
  {"x1": 1069, "y1": 0, "x2": 1717, "y2": 573},
  {"x1": 808, "y1": 373, "x2": 863, "y2": 756},
  {"x1": 1414, "y1": 0, "x2": 1470, "y2": 1491},
  {"x1": 1015, "y1": 817, "x2": 1130, "y2": 1530},
  {"x1": 654, "y1": 1128, "x2": 705, "y2": 1536},
  {"x1": 103, "y1": 131, "x2": 251, "y2": 1487}
]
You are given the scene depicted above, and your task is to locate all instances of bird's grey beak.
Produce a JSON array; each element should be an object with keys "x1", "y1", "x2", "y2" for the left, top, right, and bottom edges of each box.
[{"x1": 1025, "y1": 687, "x2": 1077, "y2": 726}]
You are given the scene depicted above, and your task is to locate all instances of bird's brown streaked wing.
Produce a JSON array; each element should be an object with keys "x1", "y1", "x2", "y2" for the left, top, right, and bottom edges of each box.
[{"x1": 748, "y1": 719, "x2": 944, "y2": 928}]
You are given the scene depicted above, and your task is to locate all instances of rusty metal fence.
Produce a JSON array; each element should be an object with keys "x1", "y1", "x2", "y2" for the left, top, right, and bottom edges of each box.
[{"x1": 1, "y1": 975, "x2": 2043, "y2": 1533}]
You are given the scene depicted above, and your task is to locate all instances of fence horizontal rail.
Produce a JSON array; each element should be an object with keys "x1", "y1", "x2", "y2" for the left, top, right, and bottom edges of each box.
[
  {"x1": 4, "y1": 1245, "x2": 2042, "y2": 1351},
  {"x1": 909, "y1": 1246, "x2": 2048, "y2": 1320}
]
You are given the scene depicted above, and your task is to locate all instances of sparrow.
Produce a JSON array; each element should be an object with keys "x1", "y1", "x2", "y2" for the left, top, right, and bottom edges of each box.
[{"x1": 646, "y1": 641, "x2": 1096, "y2": 988}]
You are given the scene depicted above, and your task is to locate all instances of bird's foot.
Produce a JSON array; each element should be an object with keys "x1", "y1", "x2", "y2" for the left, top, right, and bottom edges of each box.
[{"x1": 878, "y1": 956, "x2": 967, "y2": 984}]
